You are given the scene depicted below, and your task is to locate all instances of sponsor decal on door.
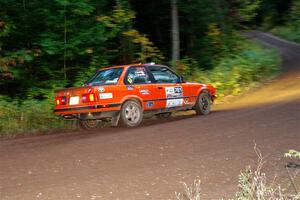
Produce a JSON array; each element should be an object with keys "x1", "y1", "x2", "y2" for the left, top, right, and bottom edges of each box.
[
  {"x1": 139, "y1": 89, "x2": 150, "y2": 95},
  {"x1": 99, "y1": 93, "x2": 113, "y2": 99},
  {"x1": 166, "y1": 99, "x2": 183, "y2": 108},
  {"x1": 165, "y1": 86, "x2": 183, "y2": 107},
  {"x1": 165, "y1": 86, "x2": 183, "y2": 98}
]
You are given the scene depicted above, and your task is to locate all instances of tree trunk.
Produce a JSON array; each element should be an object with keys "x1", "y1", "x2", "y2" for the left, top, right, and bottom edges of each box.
[
  {"x1": 63, "y1": 3, "x2": 67, "y2": 80},
  {"x1": 171, "y1": 0, "x2": 180, "y2": 62}
]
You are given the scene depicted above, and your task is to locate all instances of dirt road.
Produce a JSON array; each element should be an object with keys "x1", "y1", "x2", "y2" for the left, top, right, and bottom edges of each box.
[{"x1": 1, "y1": 32, "x2": 300, "y2": 200}]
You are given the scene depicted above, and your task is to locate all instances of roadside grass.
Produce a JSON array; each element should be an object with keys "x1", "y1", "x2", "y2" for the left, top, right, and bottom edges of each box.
[
  {"x1": 175, "y1": 38, "x2": 281, "y2": 101},
  {"x1": 175, "y1": 148, "x2": 300, "y2": 200},
  {"x1": 271, "y1": 26, "x2": 300, "y2": 44},
  {"x1": 0, "y1": 97, "x2": 72, "y2": 137}
]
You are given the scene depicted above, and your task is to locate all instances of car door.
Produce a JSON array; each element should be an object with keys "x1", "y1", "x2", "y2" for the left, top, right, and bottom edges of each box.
[
  {"x1": 147, "y1": 65, "x2": 184, "y2": 110},
  {"x1": 123, "y1": 66, "x2": 159, "y2": 110}
]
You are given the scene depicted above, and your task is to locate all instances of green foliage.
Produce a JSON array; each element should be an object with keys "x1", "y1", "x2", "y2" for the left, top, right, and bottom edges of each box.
[
  {"x1": 210, "y1": 41, "x2": 279, "y2": 97},
  {"x1": 177, "y1": 0, "x2": 226, "y2": 68},
  {"x1": 0, "y1": 18, "x2": 14, "y2": 79},
  {"x1": 270, "y1": 0, "x2": 300, "y2": 44},
  {"x1": 0, "y1": 18, "x2": 12, "y2": 38},
  {"x1": 0, "y1": 1, "x2": 163, "y2": 98},
  {"x1": 174, "y1": 57, "x2": 199, "y2": 79},
  {"x1": 176, "y1": 38, "x2": 280, "y2": 98},
  {"x1": 123, "y1": 29, "x2": 164, "y2": 63},
  {"x1": 0, "y1": 0, "x2": 285, "y2": 135},
  {"x1": 98, "y1": 5, "x2": 164, "y2": 63},
  {"x1": 204, "y1": 23, "x2": 228, "y2": 63},
  {"x1": 290, "y1": 0, "x2": 300, "y2": 29},
  {"x1": 271, "y1": 26, "x2": 300, "y2": 44},
  {"x1": 237, "y1": 166, "x2": 253, "y2": 199},
  {"x1": 236, "y1": 0, "x2": 262, "y2": 23},
  {"x1": 0, "y1": 96, "x2": 71, "y2": 137}
]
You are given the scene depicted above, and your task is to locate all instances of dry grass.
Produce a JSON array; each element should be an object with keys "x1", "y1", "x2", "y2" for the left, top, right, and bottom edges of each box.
[
  {"x1": 175, "y1": 146, "x2": 300, "y2": 200},
  {"x1": 175, "y1": 180, "x2": 201, "y2": 200}
]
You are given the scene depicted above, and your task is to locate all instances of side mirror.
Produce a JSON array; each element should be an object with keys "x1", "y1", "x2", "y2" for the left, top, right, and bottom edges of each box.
[{"x1": 179, "y1": 75, "x2": 186, "y2": 83}]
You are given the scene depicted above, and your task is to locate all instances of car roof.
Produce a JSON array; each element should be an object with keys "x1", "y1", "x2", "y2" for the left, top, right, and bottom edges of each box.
[{"x1": 98, "y1": 63, "x2": 166, "y2": 71}]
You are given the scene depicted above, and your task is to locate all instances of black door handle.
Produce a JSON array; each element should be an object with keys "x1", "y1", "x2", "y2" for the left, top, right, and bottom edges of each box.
[{"x1": 157, "y1": 86, "x2": 164, "y2": 89}]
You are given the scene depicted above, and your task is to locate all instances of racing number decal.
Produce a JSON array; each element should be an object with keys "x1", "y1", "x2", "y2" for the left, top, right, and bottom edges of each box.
[
  {"x1": 165, "y1": 86, "x2": 183, "y2": 108},
  {"x1": 165, "y1": 87, "x2": 182, "y2": 98}
]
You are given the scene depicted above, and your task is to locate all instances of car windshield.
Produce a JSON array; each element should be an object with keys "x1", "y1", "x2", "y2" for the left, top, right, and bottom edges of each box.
[{"x1": 85, "y1": 68, "x2": 123, "y2": 86}]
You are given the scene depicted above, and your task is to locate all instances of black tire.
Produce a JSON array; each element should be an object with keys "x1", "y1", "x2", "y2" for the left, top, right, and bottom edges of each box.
[
  {"x1": 156, "y1": 112, "x2": 171, "y2": 119},
  {"x1": 78, "y1": 119, "x2": 101, "y2": 130},
  {"x1": 120, "y1": 100, "x2": 143, "y2": 127},
  {"x1": 195, "y1": 91, "x2": 211, "y2": 115}
]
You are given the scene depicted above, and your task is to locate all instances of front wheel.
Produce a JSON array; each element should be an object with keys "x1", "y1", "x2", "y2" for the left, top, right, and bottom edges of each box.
[
  {"x1": 195, "y1": 92, "x2": 211, "y2": 115},
  {"x1": 120, "y1": 100, "x2": 143, "y2": 127}
]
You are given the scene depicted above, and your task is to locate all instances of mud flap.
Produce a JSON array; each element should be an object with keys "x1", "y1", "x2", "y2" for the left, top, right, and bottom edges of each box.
[{"x1": 111, "y1": 112, "x2": 121, "y2": 127}]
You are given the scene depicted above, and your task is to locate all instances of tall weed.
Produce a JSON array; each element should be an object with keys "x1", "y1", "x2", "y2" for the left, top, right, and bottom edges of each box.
[{"x1": 0, "y1": 97, "x2": 71, "y2": 137}]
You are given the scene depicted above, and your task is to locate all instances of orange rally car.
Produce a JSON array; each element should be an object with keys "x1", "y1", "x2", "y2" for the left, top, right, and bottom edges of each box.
[{"x1": 54, "y1": 63, "x2": 216, "y2": 129}]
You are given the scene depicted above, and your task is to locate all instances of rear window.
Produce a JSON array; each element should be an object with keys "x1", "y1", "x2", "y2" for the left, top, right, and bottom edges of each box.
[{"x1": 85, "y1": 68, "x2": 123, "y2": 86}]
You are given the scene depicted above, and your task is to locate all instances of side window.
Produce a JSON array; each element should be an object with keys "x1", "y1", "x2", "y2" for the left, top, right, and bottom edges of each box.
[
  {"x1": 125, "y1": 67, "x2": 152, "y2": 85},
  {"x1": 148, "y1": 66, "x2": 179, "y2": 83}
]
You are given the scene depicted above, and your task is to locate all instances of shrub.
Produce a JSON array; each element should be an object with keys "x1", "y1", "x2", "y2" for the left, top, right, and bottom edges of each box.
[
  {"x1": 175, "y1": 180, "x2": 201, "y2": 200},
  {"x1": 271, "y1": 26, "x2": 300, "y2": 44},
  {"x1": 175, "y1": 39, "x2": 280, "y2": 99},
  {"x1": 0, "y1": 96, "x2": 71, "y2": 137},
  {"x1": 285, "y1": 150, "x2": 300, "y2": 160},
  {"x1": 236, "y1": 147, "x2": 286, "y2": 200}
]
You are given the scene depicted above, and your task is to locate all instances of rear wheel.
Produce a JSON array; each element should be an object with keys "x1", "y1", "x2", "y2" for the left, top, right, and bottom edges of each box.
[
  {"x1": 120, "y1": 100, "x2": 143, "y2": 127},
  {"x1": 195, "y1": 92, "x2": 211, "y2": 115}
]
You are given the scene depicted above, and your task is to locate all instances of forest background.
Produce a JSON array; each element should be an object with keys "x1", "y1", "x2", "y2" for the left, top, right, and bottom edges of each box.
[{"x1": 0, "y1": 0, "x2": 299, "y2": 136}]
